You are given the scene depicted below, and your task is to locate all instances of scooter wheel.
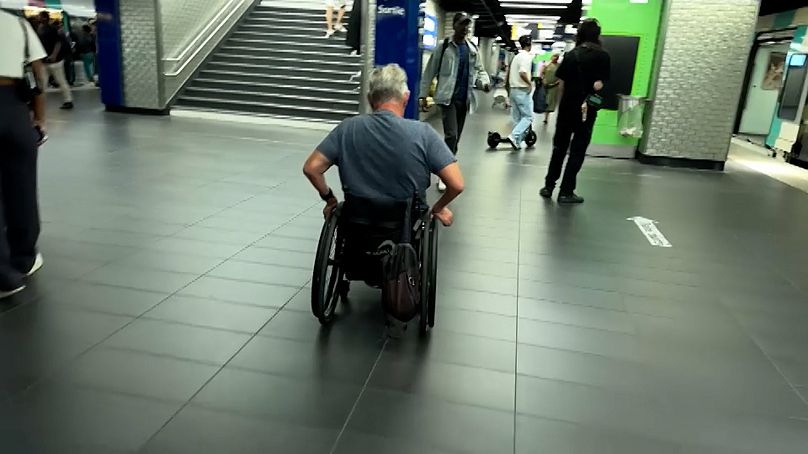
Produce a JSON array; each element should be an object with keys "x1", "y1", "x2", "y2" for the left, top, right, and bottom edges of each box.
[
  {"x1": 525, "y1": 130, "x2": 537, "y2": 147},
  {"x1": 488, "y1": 132, "x2": 501, "y2": 149}
]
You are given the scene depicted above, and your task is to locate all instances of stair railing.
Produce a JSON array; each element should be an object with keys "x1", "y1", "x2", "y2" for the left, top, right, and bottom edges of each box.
[{"x1": 359, "y1": 0, "x2": 376, "y2": 114}]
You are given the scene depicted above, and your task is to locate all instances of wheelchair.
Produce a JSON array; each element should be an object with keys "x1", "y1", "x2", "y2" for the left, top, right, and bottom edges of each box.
[{"x1": 311, "y1": 194, "x2": 439, "y2": 334}]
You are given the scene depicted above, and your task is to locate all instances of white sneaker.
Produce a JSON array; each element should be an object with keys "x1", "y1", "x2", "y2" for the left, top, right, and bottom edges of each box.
[
  {"x1": 325, "y1": 29, "x2": 335, "y2": 38},
  {"x1": 26, "y1": 253, "x2": 44, "y2": 277},
  {"x1": 349, "y1": 50, "x2": 358, "y2": 56},
  {"x1": 337, "y1": 25, "x2": 347, "y2": 33},
  {"x1": 507, "y1": 135, "x2": 523, "y2": 150},
  {"x1": 437, "y1": 180, "x2": 447, "y2": 192},
  {"x1": 0, "y1": 284, "x2": 26, "y2": 299}
]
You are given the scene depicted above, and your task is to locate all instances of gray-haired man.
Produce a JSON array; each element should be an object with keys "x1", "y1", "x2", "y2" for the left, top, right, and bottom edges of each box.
[{"x1": 304, "y1": 64, "x2": 464, "y2": 226}]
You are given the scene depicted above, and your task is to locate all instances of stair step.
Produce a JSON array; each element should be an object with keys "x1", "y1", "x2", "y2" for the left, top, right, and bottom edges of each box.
[
  {"x1": 220, "y1": 45, "x2": 357, "y2": 60},
  {"x1": 173, "y1": 105, "x2": 342, "y2": 125},
  {"x1": 205, "y1": 61, "x2": 358, "y2": 79},
  {"x1": 183, "y1": 86, "x2": 359, "y2": 110},
  {"x1": 229, "y1": 32, "x2": 348, "y2": 45},
  {"x1": 248, "y1": 10, "x2": 352, "y2": 21},
  {"x1": 240, "y1": 16, "x2": 334, "y2": 28},
  {"x1": 213, "y1": 53, "x2": 360, "y2": 72},
  {"x1": 197, "y1": 69, "x2": 359, "y2": 91},
  {"x1": 175, "y1": 96, "x2": 356, "y2": 122},
  {"x1": 237, "y1": 22, "x2": 328, "y2": 34},
  {"x1": 191, "y1": 78, "x2": 359, "y2": 101}
]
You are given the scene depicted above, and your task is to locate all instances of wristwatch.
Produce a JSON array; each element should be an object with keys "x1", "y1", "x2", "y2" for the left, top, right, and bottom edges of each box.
[{"x1": 320, "y1": 188, "x2": 335, "y2": 202}]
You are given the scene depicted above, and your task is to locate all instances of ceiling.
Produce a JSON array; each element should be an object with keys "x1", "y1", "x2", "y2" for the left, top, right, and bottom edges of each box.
[
  {"x1": 760, "y1": 0, "x2": 807, "y2": 16},
  {"x1": 438, "y1": 0, "x2": 806, "y2": 48},
  {"x1": 437, "y1": 0, "x2": 586, "y2": 46}
]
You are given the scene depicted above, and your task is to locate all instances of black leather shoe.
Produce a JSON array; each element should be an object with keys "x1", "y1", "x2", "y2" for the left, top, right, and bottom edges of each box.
[
  {"x1": 60, "y1": 102, "x2": 74, "y2": 110},
  {"x1": 558, "y1": 193, "x2": 584, "y2": 204},
  {"x1": 539, "y1": 187, "x2": 553, "y2": 199}
]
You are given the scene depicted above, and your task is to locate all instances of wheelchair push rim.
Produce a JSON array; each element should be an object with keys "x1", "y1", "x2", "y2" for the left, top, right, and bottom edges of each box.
[{"x1": 312, "y1": 208, "x2": 345, "y2": 324}]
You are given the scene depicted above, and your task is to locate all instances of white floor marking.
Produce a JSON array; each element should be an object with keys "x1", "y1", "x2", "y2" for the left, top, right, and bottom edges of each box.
[{"x1": 627, "y1": 216, "x2": 672, "y2": 248}]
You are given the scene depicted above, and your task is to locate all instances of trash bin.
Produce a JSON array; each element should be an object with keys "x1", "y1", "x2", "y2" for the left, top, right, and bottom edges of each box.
[{"x1": 618, "y1": 95, "x2": 648, "y2": 139}]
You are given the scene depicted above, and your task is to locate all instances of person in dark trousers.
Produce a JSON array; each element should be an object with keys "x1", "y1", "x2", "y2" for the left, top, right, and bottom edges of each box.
[
  {"x1": 419, "y1": 12, "x2": 490, "y2": 191},
  {"x1": 77, "y1": 24, "x2": 96, "y2": 84},
  {"x1": 35, "y1": 11, "x2": 73, "y2": 109},
  {"x1": 0, "y1": 10, "x2": 47, "y2": 297},
  {"x1": 345, "y1": 0, "x2": 360, "y2": 55},
  {"x1": 540, "y1": 19, "x2": 610, "y2": 204}
]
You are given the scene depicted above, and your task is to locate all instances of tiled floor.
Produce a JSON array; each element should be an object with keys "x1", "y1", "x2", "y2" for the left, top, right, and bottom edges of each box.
[{"x1": 1, "y1": 90, "x2": 808, "y2": 453}]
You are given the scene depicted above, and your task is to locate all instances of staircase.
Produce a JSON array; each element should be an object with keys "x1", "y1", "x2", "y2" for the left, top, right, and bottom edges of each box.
[{"x1": 174, "y1": 3, "x2": 361, "y2": 123}]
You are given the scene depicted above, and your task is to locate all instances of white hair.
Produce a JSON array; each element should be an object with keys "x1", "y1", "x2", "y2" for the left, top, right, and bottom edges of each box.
[{"x1": 368, "y1": 64, "x2": 410, "y2": 107}]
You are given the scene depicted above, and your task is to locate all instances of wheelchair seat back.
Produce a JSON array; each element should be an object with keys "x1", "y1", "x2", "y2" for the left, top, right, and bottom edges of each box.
[{"x1": 339, "y1": 194, "x2": 426, "y2": 285}]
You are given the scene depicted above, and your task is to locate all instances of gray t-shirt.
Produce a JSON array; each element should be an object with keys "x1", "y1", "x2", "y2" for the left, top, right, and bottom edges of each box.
[{"x1": 318, "y1": 110, "x2": 456, "y2": 201}]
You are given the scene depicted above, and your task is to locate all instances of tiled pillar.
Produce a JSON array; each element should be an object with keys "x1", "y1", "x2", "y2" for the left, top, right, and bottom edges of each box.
[{"x1": 640, "y1": 0, "x2": 760, "y2": 169}]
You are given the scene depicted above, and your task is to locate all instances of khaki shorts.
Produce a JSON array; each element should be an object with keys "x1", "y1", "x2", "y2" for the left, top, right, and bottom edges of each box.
[{"x1": 325, "y1": 0, "x2": 346, "y2": 7}]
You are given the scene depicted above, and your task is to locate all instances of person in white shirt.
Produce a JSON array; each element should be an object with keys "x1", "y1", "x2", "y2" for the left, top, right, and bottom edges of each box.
[
  {"x1": 0, "y1": 10, "x2": 48, "y2": 298},
  {"x1": 324, "y1": 0, "x2": 347, "y2": 38},
  {"x1": 506, "y1": 35, "x2": 535, "y2": 150}
]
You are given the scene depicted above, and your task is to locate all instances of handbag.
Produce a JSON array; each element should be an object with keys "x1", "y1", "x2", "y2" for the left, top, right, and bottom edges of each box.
[{"x1": 16, "y1": 18, "x2": 41, "y2": 104}]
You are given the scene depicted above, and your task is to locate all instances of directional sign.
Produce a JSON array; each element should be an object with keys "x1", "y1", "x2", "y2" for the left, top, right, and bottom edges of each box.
[{"x1": 627, "y1": 216, "x2": 672, "y2": 248}]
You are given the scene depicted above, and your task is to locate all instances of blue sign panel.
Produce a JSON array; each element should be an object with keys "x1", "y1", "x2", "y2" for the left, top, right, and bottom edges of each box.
[
  {"x1": 375, "y1": 0, "x2": 423, "y2": 119},
  {"x1": 94, "y1": 0, "x2": 124, "y2": 108}
]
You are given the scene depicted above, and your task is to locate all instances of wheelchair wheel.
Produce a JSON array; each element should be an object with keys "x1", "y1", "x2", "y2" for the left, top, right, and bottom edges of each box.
[
  {"x1": 525, "y1": 129, "x2": 537, "y2": 148},
  {"x1": 487, "y1": 132, "x2": 501, "y2": 149},
  {"x1": 427, "y1": 218, "x2": 438, "y2": 328},
  {"x1": 311, "y1": 206, "x2": 345, "y2": 324},
  {"x1": 419, "y1": 220, "x2": 431, "y2": 335}
]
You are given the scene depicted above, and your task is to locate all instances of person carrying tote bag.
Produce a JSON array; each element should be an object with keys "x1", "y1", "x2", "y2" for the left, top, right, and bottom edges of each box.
[{"x1": 0, "y1": 10, "x2": 48, "y2": 297}]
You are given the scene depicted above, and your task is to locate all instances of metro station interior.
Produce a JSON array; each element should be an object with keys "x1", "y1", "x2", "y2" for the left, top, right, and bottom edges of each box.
[{"x1": 1, "y1": 0, "x2": 808, "y2": 453}]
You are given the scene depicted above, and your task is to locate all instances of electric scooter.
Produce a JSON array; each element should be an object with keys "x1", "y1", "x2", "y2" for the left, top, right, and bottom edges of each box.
[{"x1": 487, "y1": 125, "x2": 538, "y2": 150}]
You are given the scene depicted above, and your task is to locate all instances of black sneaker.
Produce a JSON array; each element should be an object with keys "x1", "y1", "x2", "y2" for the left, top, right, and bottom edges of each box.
[
  {"x1": 539, "y1": 187, "x2": 553, "y2": 199},
  {"x1": 558, "y1": 193, "x2": 584, "y2": 204},
  {"x1": 60, "y1": 102, "x2": 74, "y2": 110}
]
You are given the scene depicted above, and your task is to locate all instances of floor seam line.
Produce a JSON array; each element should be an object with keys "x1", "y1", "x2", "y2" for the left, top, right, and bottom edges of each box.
[{"x1": 328, "y1": 338, "x2": 389, "y2": 454}]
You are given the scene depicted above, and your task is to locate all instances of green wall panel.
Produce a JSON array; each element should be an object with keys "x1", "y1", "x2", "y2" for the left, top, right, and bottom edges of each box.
[{"x1": 589, "y1": 0, "x2": 664, "y2": 146}]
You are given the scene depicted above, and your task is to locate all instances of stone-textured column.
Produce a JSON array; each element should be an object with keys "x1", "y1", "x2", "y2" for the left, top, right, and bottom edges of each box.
[{"x1": 640, "y1": 0, "x2": 760, "y2": 169}]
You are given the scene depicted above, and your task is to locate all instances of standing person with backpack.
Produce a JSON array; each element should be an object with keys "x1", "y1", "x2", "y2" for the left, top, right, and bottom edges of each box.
[
  {"x1": 419, "y1": 12, "x2": 490, "y2": 191},
  {"x1": 0, "y1": 9, "x2": 48, "y2": 297},
  {"x1": 539, "y1": 19, "x2": 610, "y2": 204}
]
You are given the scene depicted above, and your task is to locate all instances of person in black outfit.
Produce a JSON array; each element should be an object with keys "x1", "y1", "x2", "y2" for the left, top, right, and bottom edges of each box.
[
  {"x1": 540, "y1": 19, "x2": 610, "y2": 204},
  {"x1": 0, "y1": 9, "x2": 48, "y2": 297}
]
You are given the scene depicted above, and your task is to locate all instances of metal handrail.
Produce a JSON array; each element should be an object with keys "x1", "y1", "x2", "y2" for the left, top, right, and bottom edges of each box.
[
  {"x1": 164, "y1": 0, "x2": 245, "y2": 77},
  {"x1": 359, "y1": 0, "x2": 376, "y2": 114}
]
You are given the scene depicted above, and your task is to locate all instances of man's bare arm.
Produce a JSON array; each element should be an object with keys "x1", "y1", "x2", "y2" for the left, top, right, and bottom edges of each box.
[{"x1": 302, "y1": 150, "x2": 334, "y2": 198}]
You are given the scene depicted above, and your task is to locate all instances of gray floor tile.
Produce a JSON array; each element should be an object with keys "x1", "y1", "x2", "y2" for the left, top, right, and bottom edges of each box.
[
  {"x1": 58, "y1": 347, "x2": 219, "y2": 402},
  {"x1": 0, "y1": 383, "x2": 179, "y2": 453},
  {"x1": 518, "y1": 318, "x2": 641, "y2": 361},
  {"x1": 346, "y1": 388, "x2": 514, "y2": 454},
  {"x1": 436, "y1": 288, "x2": 518, "y2": 316},
  {"x1": 191, "y1": 368, "x2": 361, "y2": 429},
  {"x1": 114, "y1": 250, "x2": 225, "y2": 274},
  {"x1": 515, "y1": 415, "x2": 682, "y2": 454},
  {"x1": 368, "y1": 353, "x2": 515, "y2": 412},
  {"x1": 518, "y1": 297, "x2": 635, "y2": 333},
  {"x1": 40, "y1": 282, "x2": 169, "y2": 316},
  {"x1": 232, "y1": 246, "x2": 315, "y2": 269},
  {"x1": 229, "y1": 335, "x2": 380, "y2": 384},
  {"x1": 209, "y1": 260, "x2": 312, "y2": 287},
  {"x1": 81, "y1": 264, "x2": 199, "y2": 294},
  {"x1": 144, "y1": 294, "x2": 278, "y2": 333},
  {"x1": 103, "y1": 319, "x2": 251, "y2": 365},
  {"x1": 180, "y1": 276, "x2": 300, "y2": 308},
  {"x1": 141, "y1": 406, "x2": 338, "y2": 454}
]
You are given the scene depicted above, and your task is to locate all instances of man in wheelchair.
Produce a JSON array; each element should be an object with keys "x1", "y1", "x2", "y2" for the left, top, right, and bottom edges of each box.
[{"x1": 303, "y1": 64, "x2": 464, "y2": 329}]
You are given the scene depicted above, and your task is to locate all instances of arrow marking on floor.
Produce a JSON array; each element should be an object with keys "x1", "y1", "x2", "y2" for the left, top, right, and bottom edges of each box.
[{"x1": 627, "y1": 216, "x2": 672, "y2": 248}]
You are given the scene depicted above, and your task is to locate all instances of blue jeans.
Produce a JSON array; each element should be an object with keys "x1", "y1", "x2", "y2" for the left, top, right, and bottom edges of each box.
[{"x1": 510, "y1": 88, "x2": 534, "y2": 143}]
